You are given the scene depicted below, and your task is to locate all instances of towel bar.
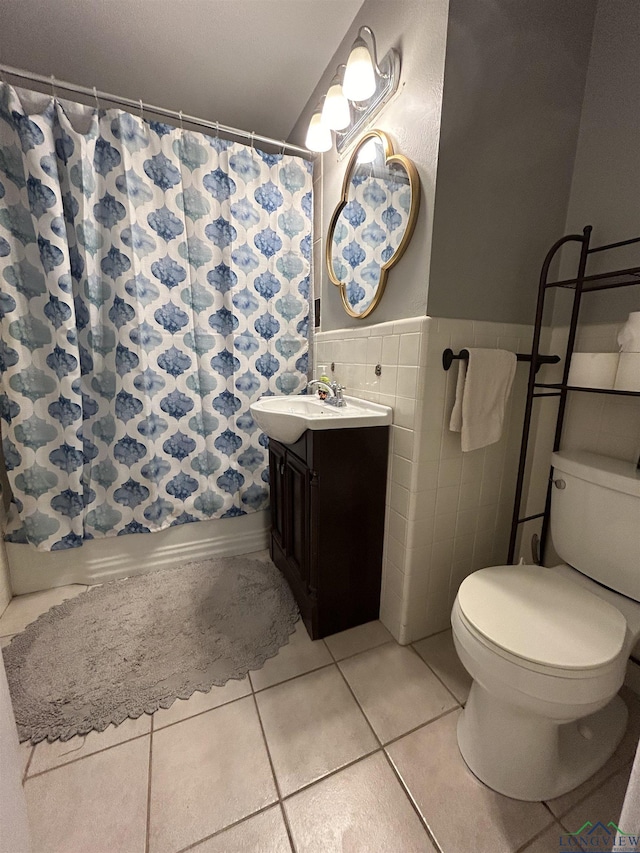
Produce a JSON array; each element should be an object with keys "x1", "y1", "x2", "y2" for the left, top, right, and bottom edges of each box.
[{"x1": 442, "y1": 348, "x2": 561, "y2": 372}]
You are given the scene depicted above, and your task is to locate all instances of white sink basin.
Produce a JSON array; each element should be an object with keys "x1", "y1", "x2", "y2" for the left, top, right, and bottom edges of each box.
[{"x1": 250, "y1": 394, "x2": 392, "y2": 444}]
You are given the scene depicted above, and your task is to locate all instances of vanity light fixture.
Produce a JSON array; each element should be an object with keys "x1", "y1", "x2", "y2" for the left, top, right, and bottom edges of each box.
[{"x1": 305, "y1": 26, "x2": 400, "y2": 155}]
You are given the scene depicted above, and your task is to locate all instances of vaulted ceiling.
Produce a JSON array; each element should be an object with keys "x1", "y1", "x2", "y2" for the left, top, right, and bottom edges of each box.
[{"x1": 0, "y1": 0, "x2": 364, "y2": 141}]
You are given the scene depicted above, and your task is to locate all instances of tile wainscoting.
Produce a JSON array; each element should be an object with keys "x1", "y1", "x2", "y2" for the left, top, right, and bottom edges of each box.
[{"x1": 315, "y1": 316, "x2": 534, "y2": 644}]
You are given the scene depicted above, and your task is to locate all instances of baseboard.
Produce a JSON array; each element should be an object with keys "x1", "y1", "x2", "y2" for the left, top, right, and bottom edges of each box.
[{"x1": 7, "y1": 511, "x2": 270, "y2": 594}]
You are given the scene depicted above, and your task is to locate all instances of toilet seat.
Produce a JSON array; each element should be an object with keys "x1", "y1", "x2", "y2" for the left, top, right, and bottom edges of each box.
[{"x1": 457, "y1": 564, "x2": 627, "y2": 673}]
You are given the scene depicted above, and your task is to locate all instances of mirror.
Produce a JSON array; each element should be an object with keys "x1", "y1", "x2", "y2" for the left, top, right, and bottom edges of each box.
[{"x1": 327, "y1": 130, "x2": 420, "y2": 319}]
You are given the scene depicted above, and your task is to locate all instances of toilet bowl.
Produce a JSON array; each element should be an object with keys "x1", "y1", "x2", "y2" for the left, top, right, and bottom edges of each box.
[{"x1": 451, "y1": 451, "x2": 640, "y2": 801}]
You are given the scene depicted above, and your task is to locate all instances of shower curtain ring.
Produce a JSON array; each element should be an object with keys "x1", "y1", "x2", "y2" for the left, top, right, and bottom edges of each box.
[
  {"x1": 93, "y1": 85, "x2": 99, "y2": 111},
  {"x1": 139, "y1": 98, "x2": 144, "y2": 120},
  {"x1": 50, "y1": 75, "x2": 57, "y2": 99},
  {"x1": 280, "y1": 140, "x2": 286, "y2": 156},
  {"x1": 250, "y1": 131, "x2": 255, "y2": 150},
  {"x1": 215, "y1": 121, "x2": 220, "y2": 139},
  {"x1": 178, "y1": 110, "x2": 184, "y2": 132}
]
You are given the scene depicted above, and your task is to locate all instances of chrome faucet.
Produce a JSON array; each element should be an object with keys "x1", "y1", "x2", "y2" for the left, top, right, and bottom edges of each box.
[
  {"x1": 327, "y1": 381, "x2": 347, "y2": 407},
  {"x1": 306, "y1": 379, "x2": 335, "y2": 397},
  {"x1": 305, "y1": 379, "x2": 347, "y2": 407}
]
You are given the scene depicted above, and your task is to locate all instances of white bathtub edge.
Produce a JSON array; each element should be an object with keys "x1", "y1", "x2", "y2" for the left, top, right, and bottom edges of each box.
[{"x1": 7, "y1": 511, "x2": 270, "y2": 594}]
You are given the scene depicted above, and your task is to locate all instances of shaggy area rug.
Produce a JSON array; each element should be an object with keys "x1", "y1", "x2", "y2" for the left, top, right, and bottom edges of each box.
[{"x1": 2, "y1": 555, "x2": 299, "y2": 744}]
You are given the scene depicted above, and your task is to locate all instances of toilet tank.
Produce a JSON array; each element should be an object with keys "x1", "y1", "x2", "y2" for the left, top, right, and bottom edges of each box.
[{"x1": 550, "y1": 451, "x2": 640, "y2": 602}]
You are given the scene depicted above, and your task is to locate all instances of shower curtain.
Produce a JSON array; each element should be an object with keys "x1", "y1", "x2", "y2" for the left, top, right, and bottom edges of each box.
[{"x1": 0, "y1": 84, "x2": 312, "y2": 551}]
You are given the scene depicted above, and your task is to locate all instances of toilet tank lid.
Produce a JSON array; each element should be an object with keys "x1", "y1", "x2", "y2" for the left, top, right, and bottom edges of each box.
[
  {"x1": 552, "y1": 451, "x2": 640, "y2": 498},
  {"x1": 458, "y1": 565, "x2": 627, "y2": 670}
]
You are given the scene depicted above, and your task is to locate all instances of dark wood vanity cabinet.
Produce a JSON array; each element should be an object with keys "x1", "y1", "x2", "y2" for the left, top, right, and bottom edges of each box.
[{"x1": 268, "y1": 426, "x2": 389, "y2": 639}]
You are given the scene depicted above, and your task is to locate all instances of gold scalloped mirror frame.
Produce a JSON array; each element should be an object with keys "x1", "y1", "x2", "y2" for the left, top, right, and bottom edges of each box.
[{"x1": 326, "y1": 130, "x2": 420, "y2": 319}]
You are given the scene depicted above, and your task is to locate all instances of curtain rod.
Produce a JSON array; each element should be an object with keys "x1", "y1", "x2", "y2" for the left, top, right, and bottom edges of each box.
[{"x1": 0, "y1": 63, "x2": 312, "y2": 159}]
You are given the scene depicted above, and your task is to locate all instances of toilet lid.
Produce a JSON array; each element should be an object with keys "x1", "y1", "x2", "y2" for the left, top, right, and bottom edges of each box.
[{"x1": 457, "y1": 565, "x2": 627, "y2": 670}]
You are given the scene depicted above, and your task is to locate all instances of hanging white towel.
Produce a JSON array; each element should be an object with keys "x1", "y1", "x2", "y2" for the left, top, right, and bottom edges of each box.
[{"x1": 449, "y1": 348, "x2": 517, "y2": 452}]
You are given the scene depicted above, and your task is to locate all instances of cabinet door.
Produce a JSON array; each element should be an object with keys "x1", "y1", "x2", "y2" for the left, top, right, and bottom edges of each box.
[
  {"x1": 269, "y1": 441, "x2": 286, "y2": 553},
  {"x1": 285, "y1": 452, "x2": 311, "y2": 590}
]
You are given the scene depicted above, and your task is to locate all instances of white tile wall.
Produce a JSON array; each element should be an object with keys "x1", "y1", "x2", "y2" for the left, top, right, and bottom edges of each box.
[{"x1": 315, "y1": 316, "x2": 535, "y2": 644}]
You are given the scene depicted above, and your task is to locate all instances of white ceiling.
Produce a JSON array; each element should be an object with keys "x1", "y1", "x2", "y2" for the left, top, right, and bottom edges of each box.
[{"x1": 0, "y1": 0, "x2": 364, "y2": 141}]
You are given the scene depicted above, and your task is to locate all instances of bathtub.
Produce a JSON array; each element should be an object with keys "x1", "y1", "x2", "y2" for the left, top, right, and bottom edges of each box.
[{"x1": 6, "y1": 511, "x2": 270, "y2": 595}]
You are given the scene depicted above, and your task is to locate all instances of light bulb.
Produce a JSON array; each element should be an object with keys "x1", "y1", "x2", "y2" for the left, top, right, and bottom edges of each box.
[
  {"x1": 321, "y1": 80, "x2": 350, "y2": 131},
  {"x1": 357, "y1": 138, "x2": 378, "y2": 164},
  {"x1": 305, "y1": 109, "x2": 332, "y2": 153},
  {"x1": 343, "y1": 38, "x2": 376, "y2": 101}
]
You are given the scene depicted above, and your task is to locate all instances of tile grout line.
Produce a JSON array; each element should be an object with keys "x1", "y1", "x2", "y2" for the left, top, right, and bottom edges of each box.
[
  {"x1": 381, "y1": 749, "x2": 444, "y2": 853},
  {"x1": 21, "y1": 744, "x2": 34, "y2": 785},
  {"x1": 144, "y1": 715, "x2": 154, "y2": 853},
  {"x1": 514, "y1": 815, "x2": 561, "y2": 853},
  {"x1": 381, "y1": 705, "x2": 460, "y2": 750},
  {"x1": 24, "y1": 725, "x2": 152, "y2": 780},
  {"x1": 323, "y1": 633, "x2": 394, "y2": 665},
  {"x1": 334, "y1": 647, "x2": 461, "y2": 750},
  {"x1": 154, "y1": 688, "x2": 251, "y2": 732},
  {"x1": 333, "y1": 659, "x2": 383, "y2": 749},
  {"x1": 252, "y1": 659, "x2": 335, "y2": 695},
  {"x1": 409, "y1": 642, "x2": 467, "y2": 707},
  {"x1": 174, "y1": 803, "x2": 283, "y2": 853},
  {"x1": 551, "y1": 757, "x2": 635, "y2": 826},
  {"x1": 279, "y1": 746, "x2": 382, "y2": 803},
  {"x1": 249, "y1": 691, "x2": 297, "y2": 851}
]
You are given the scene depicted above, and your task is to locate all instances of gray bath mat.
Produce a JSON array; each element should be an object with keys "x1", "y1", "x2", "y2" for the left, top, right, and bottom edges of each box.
[{"x1": 2, "y1": 555, "x2": 299, "y2": 744}]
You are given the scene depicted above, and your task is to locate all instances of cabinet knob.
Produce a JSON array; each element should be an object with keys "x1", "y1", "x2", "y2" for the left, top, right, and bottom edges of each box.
[{"x1": 553, "y1": 478, "x2": 566, "y2": 490}]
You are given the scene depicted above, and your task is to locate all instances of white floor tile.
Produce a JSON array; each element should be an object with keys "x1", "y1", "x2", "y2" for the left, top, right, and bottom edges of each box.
[
  {"x1": 522, "y1": 822, "x2": 576, "y2": 853},
  {"x1": 24, "y1": 735, "x2": 149, "y2": 853},
  {"x1": 413, "y1": 628, "x2": 472, "y2": 704},
  {"x1": 339, "y1": 644, "x2": 458, "y2": 743},
  {"x1": 190, "y1": 806, "x2": 292, "y2": 852},
  {"x1": 153, "y1": 677, "x2": 250, "y2": 729},
  {"x1": 149, "y1": 695, "x2": 277, "y2": 853},
  {"x1": 256, "y1": 665, "x2": 377, "y2": 796},
  {"x1": 560, "y1": 764, "x2": 633, "y2": 845},
  {"x1": 387, "y1": 710, "x2": 552, "y2": 853},
  {"x1": 249, "y1": 620, "x2": 332, "y2": 692},
  {"x1": 285, "y1": 752, "x2": 436, "y2": 853},
  {"x1": 324, "y1": 620, "x2": 393, "y2": 661}
]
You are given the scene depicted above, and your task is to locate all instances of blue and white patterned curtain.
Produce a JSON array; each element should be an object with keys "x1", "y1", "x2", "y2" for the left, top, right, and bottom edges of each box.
[
  {"x1": 331, "y1": 170, "x2": 410, "y2": 314},
  {"x1": 0, "y1": 84, "x2": 312, "y2": 551}
]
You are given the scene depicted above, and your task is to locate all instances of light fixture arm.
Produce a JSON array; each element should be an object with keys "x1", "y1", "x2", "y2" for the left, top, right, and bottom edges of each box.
[{"x1": 356, "y1": 26, "x2": 389, "y2": 79}]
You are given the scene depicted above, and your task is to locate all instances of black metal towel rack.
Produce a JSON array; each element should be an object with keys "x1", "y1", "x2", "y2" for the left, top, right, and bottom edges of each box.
[{"x1": 442, "y1": 348, "x2": 560, "y2": 372}]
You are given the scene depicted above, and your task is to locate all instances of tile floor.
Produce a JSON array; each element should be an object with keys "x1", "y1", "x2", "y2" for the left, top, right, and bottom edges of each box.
[{"x1": 1, "y1": 583, "x2": 638, "y2": 853}]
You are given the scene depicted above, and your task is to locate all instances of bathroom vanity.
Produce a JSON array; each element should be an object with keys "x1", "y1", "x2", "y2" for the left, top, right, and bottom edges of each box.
[{"x1": 268, "y1": 426, "x2": 389, "y2": 639}]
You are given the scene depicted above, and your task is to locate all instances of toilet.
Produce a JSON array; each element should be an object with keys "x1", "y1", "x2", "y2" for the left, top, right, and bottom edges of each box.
[{"x1": 451, "y1": 450, "x2": 640, "y2": 801}]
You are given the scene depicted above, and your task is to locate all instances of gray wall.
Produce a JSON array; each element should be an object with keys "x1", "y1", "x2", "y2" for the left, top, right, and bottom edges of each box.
[
  {"x1": 290, "y1": 0, "x2": 451, "y2": 331},
  {"x1": 558, "y1": 0, "x2": 640, "y2": 326},
  {"x1": 427, "y1": 0, "x2": 595, "y2": 325},
  {"x1": 0, "y1": 0, "x2": 363, "y2": 142}
]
